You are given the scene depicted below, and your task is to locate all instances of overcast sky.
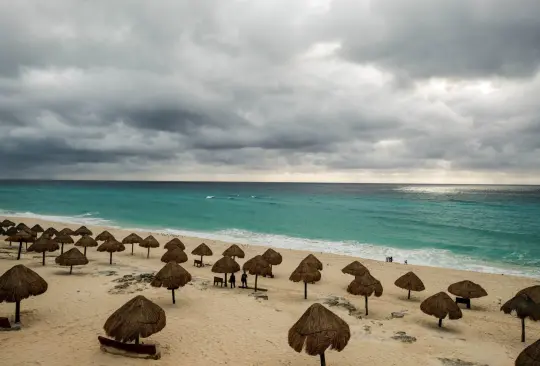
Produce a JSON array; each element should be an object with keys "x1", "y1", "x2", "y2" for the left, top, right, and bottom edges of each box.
[{"x1": 1, "y1": 0, "x2": 539, "y2": 183}]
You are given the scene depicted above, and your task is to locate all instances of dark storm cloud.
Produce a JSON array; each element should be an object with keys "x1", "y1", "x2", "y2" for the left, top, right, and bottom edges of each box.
[
  {"x1": 322, "y1": 0, "x2": 540, "y2": 79},
  {"x1": 0, "y1": 0, "x2": 539, "y2": 182}
]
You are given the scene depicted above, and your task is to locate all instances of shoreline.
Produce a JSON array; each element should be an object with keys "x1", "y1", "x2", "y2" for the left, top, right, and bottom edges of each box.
[
  {"x1": 1, "y1": 216, "x2": 540, "y2": 365},
  {"x1": 2, "y1": 211, "x2": 538, "y2": 279}
]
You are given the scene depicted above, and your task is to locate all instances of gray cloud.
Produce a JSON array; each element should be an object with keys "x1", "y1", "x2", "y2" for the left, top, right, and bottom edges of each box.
[{"x1": 0, "y1": 0, "x2": 539, "y2": 183}]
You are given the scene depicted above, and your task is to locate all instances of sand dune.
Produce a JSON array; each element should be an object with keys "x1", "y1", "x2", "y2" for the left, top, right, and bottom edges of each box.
[{"x1": 1, "y1": 216, "x2": 538, "y2": 365}]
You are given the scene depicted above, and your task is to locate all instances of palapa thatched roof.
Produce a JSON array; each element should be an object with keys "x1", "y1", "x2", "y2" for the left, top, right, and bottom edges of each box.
[
  {"x1": 27, "y1": 237, "x2": 59, "y2": 253},
  {"x1": 288, "y1": 303, "x2": 350, "y2": 356},
  {"x1": 262, "y1": 248, "x2": 282, "y2": 265},
  {"x1": 516, "y1": 338, "x2": 540, "y2": 365},
  {"x1": 164, "y1": 238, "x2": 185, "y2": 251},
  {"x1": 55, "y1": 248, "x2": 89, "y2": 266},
  {"x1": 347, "y1": 273, "x2": 383, "y2": 297},
  {"x1": 501, "y1": 294, "x2": 540, "y2": 320},
  {"x1": 516, "y1": 286, "x2": 540, "y2": 304},
  {"x1": 448, "y1": 280, "x2": 487, "y2": 299},
  {"x1": 5, "y1": 227, "x2": 18, "y2": 236},
  {"x1": 420, "y1": 292, "x2": 462, "y2": 320},
  {"x1": 55, "y1": 234, "x2": 74, "y2": 244},
  {"x1": 24, "y1": 228, "x2": 38, "y2": 238},
  {"x1": 44, "y1": 227, "x2": 58, "y2": 236},
  {"x1": 31, "y1": 224, "x2": 44, "y2": 233},
  {"x1": 96, "y1": 230, "x2": 115, "y2": 242},
  {"x1": 74, "y1": 226, "x2": 92, "y2": 236},
  {"x1": 140, "y1": 235, "x2": 160, "y2": 248},
  {"x1": 16, "y1": 223, "x2": 30, "y2": 231},
  {"x1": 97, "y1": 239, "x2": 126, "y2": 253},
  {"x1": 59, "y1": 228, "x2": 75, "y2": 236},
  {"x1": 103, "y1": 295, "x2": 166, "y2": 343},
  {"x1": 394, "y1": 271, "x2": 425, "y2": 292},
  {"x1": 212, "y1": 256, "x2": 240, "y2": 274},
  {"x1": 192, "y1": 243, "x2": 213, "y2": 257},
  {"x1": 1, "y1": 219, "x2": 15, "y2": 227},
  {"x1": 301, "y1": 254, "x2": 323, "y2": 271},
  {"x1": 122, "y1": 233, "x2": 143, "y2": 244},
  {"x1": 161, "y1": 248, "x2": 188, "y2": 264},
  {"x1": 6, "y1": 231, "x2": 34, "y2": 243},
  {"x1": 243, "y1": 255, "x2": 271, "y2": 276},
  {"x1": 223, "y1": 244, "x2": 245, "y2": 259},
  {"x1": 0, "y1": 264, "x2": 48, "y2": 302},
  {"x1": 75, "y1": 235, "x2": 98, "y2": 248},
  {"x1": 342, "y1": 261, "x2": 369, "y2": 277},
  {"x1": 290, "y1": 262, "x2": 321, "y2": 283},
  {"x1": 151, "y1": 262, "x2": 192, "y2": 289}
]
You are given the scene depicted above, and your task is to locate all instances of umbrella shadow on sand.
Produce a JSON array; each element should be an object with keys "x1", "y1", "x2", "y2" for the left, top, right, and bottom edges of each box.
[{"x1": 418, "y1": 318, "x2": 463, "y2": 334}]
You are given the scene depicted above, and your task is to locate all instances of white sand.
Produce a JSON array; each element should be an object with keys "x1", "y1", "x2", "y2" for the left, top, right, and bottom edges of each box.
[{"x1": 1, "y1": 217, "x2": 538, "y2": 365}]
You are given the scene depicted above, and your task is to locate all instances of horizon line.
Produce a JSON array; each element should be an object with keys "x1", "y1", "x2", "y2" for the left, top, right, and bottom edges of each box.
[{"x1": 0, "y1": 178, "x2": 538, "y2": 186}]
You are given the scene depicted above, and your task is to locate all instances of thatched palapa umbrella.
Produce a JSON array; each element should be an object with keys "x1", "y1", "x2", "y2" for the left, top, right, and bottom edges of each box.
[
  {"x1": 1, "y1": 219, "x2": 15, "y2": 227},
  {"x1": 75, "y1": 235, "x2": 98, "y2": 257},
  {"x1": 59, "y1": 228, "x2": 75, "y2": 236},
  {"x1": 0, "y1": 264, "x2": 48, "y2": 323},
  {"x1": 448, "y1": 280, "x2": 487, "y2": 308},
  {"x1": 395, "y1": 271, "x2": 425, "y2": 300},
  {"x1": 98, "y1": 239, "x2": 126, "y2": 265},
  {"x1": 288, "y1": 303, "x2": 350, "y2": 366},
  {"x1": 27, "y1": 236, "x2": 59, "y2": 265},
  {"x1": 31, "y1": 224, "x2": 44, "y2": 234},
  {"x1": 262, "y1": 248, "x2": 282, "y2": 277},
  {"x1": 16, "y1": 223, "x2": 30, "y2": 231},
  {"x1": 347, "y1": 273, "x2": 383, "y2": 316},
  {"x1": 420, "y1": 292, "x2": 462, "y2": 328},
  {"x1": 6, "y1": 227, "x2": 18, "y2": 237},
  {"x1": 516, "y1": 338, "x2": 540, "y2": 365},
  {"x1": 103, "y1": 295, "x2": 166, "y2": 345},
  {"x1": 516, "y1": 285, "x2": 540, "y2": 304},
  {"x1": 290, "y1": 262, "x2": 321, "y2": 299},
  {"x1": 191, "y1": 243, "x2": 213, "y2": 266},
  {"x1": 301, "y1": 254, "x2": 323, "y2": 271},
  {"x1": 223, "y1": 244, "x2": 245, "y2": 260},
  {"x1": 74, "y1": 225, "x2": 92, "y2": 237},
  {"x1": 7, "y1": 231, "x2": 34, "y2": 260},
  {"x1": 55, "y1": 234, "x2": 74, "y2": 254},
  {"x1": 140, "y1": 235, "x2": 160, "y2": 258},
  {"x1": 212, "y1": 256, "x2": 240, "y2": 286},
  {"x1": 96, "y1": 230, "x2": 115, "y2": 242},
  {"x1": 161, "y1": 247, "x2": 188, "y2": 264},
  {"x1": 501, "y1": 293, "x2": 540, "y2": 342},
  {"x1": 151, "y1": 262, "x2": 192, "y2": 304},
  {"x1": 243, "y1": 255, "x2": 270, "y2": 292},
  {"x1": 342, "y1": 261, "x2": 369, "y2": 277},
  {"x1": 44, "y1": 227, "x2": 58, "y2": 237},
  {"x1": 55, "y1": 247, "x2": 89, "y2": 274},
  {"x1": 164, "y1": 238, "x2": 185, "y2": 251},
  {"x1": 122, "y1": 233, "x2": 143, "y2": 255}
]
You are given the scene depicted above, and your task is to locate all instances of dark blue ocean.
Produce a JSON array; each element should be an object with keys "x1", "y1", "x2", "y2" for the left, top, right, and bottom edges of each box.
[{"x1": 1, "y1": 181, "x2": 539, "y2": 277}]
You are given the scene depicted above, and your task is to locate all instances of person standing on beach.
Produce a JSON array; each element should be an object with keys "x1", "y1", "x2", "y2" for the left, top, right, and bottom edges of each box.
[
  {"x1": 241, "y1": 271, "x2": 248, "y2": 288},
  {"x1": 229, "y1": 272, "x2": 236, "y2": 288}
]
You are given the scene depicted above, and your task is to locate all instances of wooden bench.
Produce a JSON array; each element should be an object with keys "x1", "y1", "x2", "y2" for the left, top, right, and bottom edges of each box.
[
  {"x1": 213, "y1": 277, "x2": 224, "y2": 287},
  {"x1": 0, "y1": 317, "x2": 12, "y2": 329},
  {"x1": 98, "y1": 336, "x2": 157, "y2": 356},
  {"x1": 194, "y1": 259, "x2": 203, "y2": 267},
  {"x1": 455, "y1": 297, "x2": 471, "y2": 309}
]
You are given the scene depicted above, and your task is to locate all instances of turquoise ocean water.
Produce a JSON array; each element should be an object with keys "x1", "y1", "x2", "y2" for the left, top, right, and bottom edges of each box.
[{"x1": 1, "y1": 181, "x2": 539, "y2": 277}]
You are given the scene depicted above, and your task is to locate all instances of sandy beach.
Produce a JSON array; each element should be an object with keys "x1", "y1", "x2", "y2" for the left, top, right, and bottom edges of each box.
[{"x1": 1, "y1": 216, "x2": 538, "y2": 366}]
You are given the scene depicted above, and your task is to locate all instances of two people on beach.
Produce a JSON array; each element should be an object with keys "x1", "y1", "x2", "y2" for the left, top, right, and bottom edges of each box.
[
  {"x1": 229, "y1": 272, "x2": 249, "y2": 289},
  {"x1": 385, "y1": 256, "x2": 408, "y2": 265}
]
